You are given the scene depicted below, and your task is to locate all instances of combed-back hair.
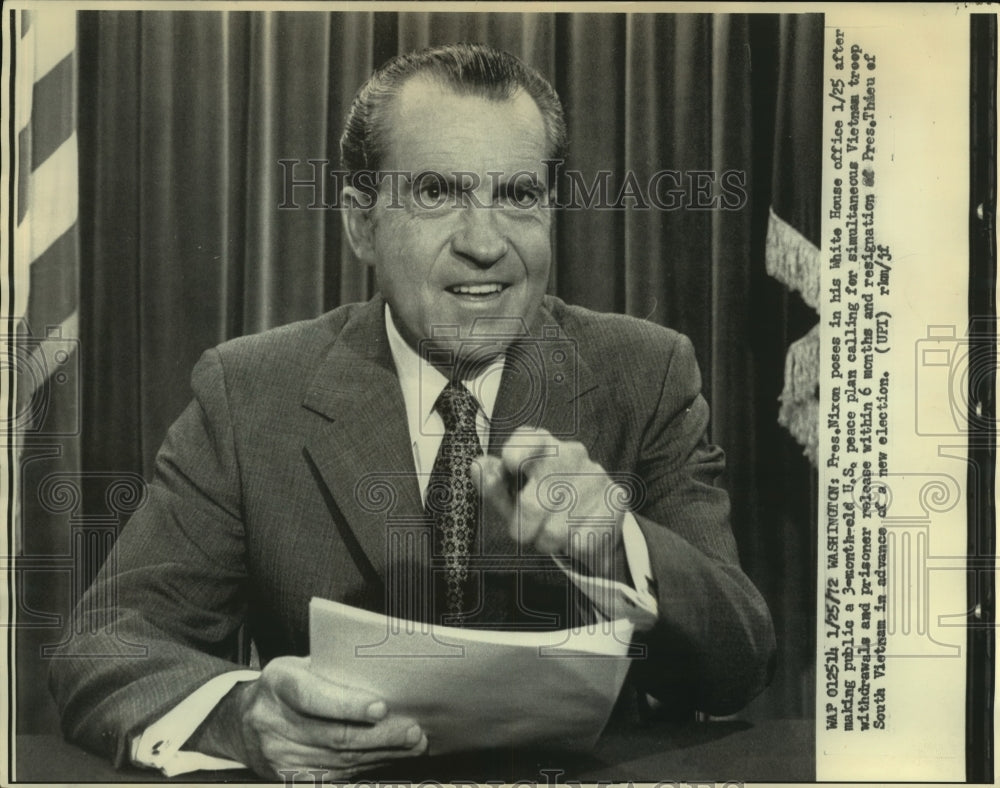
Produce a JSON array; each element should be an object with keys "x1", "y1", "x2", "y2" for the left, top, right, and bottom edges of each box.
[{"x1": 340, "y1": 42, "x2": 566, "y2": 183}]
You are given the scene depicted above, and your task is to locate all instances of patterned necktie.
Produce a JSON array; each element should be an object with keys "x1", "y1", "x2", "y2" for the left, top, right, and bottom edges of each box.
[{"x1": 426, "y1": 381, "x2": 482, "y2": 622}]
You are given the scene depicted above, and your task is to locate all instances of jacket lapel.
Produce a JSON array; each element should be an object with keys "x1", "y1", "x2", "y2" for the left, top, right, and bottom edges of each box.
[
  {"x1": 484, "y1": 303, "x2": 607, "y2": 627},
  {"x1": 302, "y1": 298, "x2": 424, "y2": 584},
  {"x1": 301, "y1": 297, "x2": 607, "y2": 585},
  {"x1": 488, "y1": 302, "x2": 604, "y2": 457}
]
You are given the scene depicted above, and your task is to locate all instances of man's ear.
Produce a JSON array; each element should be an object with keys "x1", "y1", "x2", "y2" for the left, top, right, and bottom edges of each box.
[{"x1": 341, "y1": 186, "x2": 378, "y2": 264}]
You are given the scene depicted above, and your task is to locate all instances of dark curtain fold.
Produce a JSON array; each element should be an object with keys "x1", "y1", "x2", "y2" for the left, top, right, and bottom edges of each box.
[{"x1": 21, "y1": 10, "x2": 821, "y2": 734}]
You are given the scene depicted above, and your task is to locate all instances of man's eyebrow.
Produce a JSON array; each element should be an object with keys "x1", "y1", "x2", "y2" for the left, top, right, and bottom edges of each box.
[
  {"x1": 488, "y1": 173, "x2": 546, "y2": 197},
  {"x1": 404, "y1": 172, "x2": 464, "y2": 187},
  {"x1": 397, "y1": 170, "x2": 547, "y2": 200}
]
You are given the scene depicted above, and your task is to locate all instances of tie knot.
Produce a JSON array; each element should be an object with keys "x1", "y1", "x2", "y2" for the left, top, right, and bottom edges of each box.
[{"x1": 435, "y1": 381, "x2": 479, "y2": 434}]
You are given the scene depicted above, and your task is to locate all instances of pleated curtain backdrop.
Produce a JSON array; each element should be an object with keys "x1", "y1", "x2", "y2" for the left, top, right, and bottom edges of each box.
[{"x1": 20, "y1": 10, "x2": 821, "y2": 734}]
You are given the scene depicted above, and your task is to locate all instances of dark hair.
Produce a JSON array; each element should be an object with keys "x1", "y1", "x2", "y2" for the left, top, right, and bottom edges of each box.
[{"x1": 339, "y1": 43, "x2": 566, "y2": 181}]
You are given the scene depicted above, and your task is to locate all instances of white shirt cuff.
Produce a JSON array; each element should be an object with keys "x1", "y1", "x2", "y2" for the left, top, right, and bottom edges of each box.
[
  {"x1": 621, "y1": 511, "x2": 658, "y2": 602},
  {"x1": 553, "y1": 512, "x2": 659, "y2": 629},
  {"x1": 131, "y1": 669, "x2": 260, "y2": 776}
]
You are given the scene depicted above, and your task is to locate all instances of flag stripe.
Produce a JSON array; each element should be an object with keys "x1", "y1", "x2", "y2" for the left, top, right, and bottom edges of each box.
[
  {"x1": 16, "y1": 125, "x2": 29, "y2": 225},
  {"x1": 30, "y1": 10, "x2": 74, "y2": 84},
  {"x1": 27, "y1": 225, "x2": 78, "y2": 334},
  {"x1": 14, "y1": 11, "x2": 33, "y2": 228},
  {"x1": 29, "y1": 53, "x2": 74, "y2": 171},
  {"x1": 15, "y1": 12, "x2": 34, "y2": 135},
  {"x1": 25, "y1": 133, "x2": 78, "y2": 261},
  {"x1": 18, "y1": 309, "x2": 78, "y2": 404}
]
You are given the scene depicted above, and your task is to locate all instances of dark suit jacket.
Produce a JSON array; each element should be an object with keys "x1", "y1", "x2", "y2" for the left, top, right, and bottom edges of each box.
[{"x1": 49, "y1": 294, "x2": 775, "y2": 768}]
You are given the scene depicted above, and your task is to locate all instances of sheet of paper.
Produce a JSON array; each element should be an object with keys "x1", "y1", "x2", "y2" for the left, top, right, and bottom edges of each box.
[{"x1": 309, "y1": 597, "x2": 636, "y2": 756}]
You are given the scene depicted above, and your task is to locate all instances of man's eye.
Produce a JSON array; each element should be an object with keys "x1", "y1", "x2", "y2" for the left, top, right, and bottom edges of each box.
[
  {"x1": 411, "y1": 176, "x2": 450, "y2": 207},
  {"x1": 504, "y1": 182, "x2": 542, "y2": 208}
]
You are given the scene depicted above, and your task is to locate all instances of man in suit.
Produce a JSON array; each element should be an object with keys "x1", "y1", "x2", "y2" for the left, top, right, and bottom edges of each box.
[{"x1": 50, "y1": 43, "x2": 775, "y2": 780}]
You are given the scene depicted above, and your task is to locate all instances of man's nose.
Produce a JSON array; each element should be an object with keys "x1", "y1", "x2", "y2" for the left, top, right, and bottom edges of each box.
[{"x1": 451, "y1": 205, "x2": 508, "y2": 268}]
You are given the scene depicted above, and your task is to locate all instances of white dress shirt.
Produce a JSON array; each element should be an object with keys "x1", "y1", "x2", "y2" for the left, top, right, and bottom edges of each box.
[
  {"x1": 132, "y1": 304, "x2": 658, "y2": 775},
  {"x1": 383, "y1": 302, "x2": 505, "y2": 503}
]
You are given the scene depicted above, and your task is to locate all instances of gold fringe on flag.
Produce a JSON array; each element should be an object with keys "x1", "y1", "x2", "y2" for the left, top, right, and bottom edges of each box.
[
  {"x1": 766, "y1": 207, "x2": 821, "y2": 465},
  {"x1": 765, "y1": 207, "x2": 820, "y2": 310},
  {"x1": 777, "y1": 325, "x2": 819, "y2": 465}
]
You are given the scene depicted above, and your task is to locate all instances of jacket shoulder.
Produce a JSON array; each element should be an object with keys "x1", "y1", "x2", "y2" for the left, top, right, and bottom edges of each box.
[
  {"x1": 191, "y1": 301, "x2": 368, "y2": 406},
  {"x1": 541, "y1": 295, "x2": 693, "y2": 374},
  {"x1": 217, "y1": 303, "x2": 359, "y2": 362}
]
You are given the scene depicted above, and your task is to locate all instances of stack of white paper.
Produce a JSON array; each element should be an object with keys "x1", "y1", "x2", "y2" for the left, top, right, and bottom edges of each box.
[{"x1": 309, "y1": 598, "x2": 636, "y2": 755}]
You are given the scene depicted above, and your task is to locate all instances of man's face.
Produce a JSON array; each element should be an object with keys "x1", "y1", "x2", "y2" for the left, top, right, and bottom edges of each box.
[{"x1": 350, "y1": 76, "x2": 553, "y2": 367}]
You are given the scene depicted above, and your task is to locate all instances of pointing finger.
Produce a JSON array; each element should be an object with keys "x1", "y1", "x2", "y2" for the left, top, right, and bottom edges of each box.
[
  {"x1": 471, "y1": 455, "x2": 515, "y2": 522},
  {"x1": 499, "y1": 428, "x2": 560, "y2": 479}
]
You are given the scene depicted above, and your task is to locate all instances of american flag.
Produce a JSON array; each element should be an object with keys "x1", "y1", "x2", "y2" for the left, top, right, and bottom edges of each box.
[{"x1": 4, "y1": 7, "x2": 80, "y2": 554}]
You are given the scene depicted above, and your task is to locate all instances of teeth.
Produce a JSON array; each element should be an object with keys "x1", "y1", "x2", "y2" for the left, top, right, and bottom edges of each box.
[{"x1": 450, "y1": 283, "x2": 504, "y2": 295}]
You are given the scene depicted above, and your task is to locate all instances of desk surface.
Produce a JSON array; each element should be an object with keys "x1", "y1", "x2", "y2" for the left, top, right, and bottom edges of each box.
[{"x1": 16, "y1": 719, "x2": 813, "y2": 783}]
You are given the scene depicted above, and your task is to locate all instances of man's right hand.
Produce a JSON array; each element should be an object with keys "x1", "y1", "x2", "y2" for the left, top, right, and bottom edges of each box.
[{"x1": 190, "y1": 656, "x2": 428, "y2": 780}]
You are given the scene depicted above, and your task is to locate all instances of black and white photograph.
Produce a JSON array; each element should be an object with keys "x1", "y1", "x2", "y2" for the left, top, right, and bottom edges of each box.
[{"x1": 1, "y1": 3, "x2": 992, "y2": 785}]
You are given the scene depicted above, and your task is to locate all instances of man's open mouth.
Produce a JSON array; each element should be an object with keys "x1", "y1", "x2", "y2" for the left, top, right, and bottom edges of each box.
[{"x1": 445, "y1": 283, "x2": 509, "y2": 296}]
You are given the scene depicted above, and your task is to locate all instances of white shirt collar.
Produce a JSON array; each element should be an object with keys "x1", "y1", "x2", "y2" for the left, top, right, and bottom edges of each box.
[{"x1": 384, "y1": 303, "x2": 505, "y2": 440}]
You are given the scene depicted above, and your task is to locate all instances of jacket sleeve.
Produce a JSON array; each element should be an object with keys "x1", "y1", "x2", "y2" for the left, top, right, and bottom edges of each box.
[
  {"x1": 48, "y1": 348, "x2": 251, "y2": 767},
  {"x1": 629, "y1": 332, "x2": 776, "y2": 715}
]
